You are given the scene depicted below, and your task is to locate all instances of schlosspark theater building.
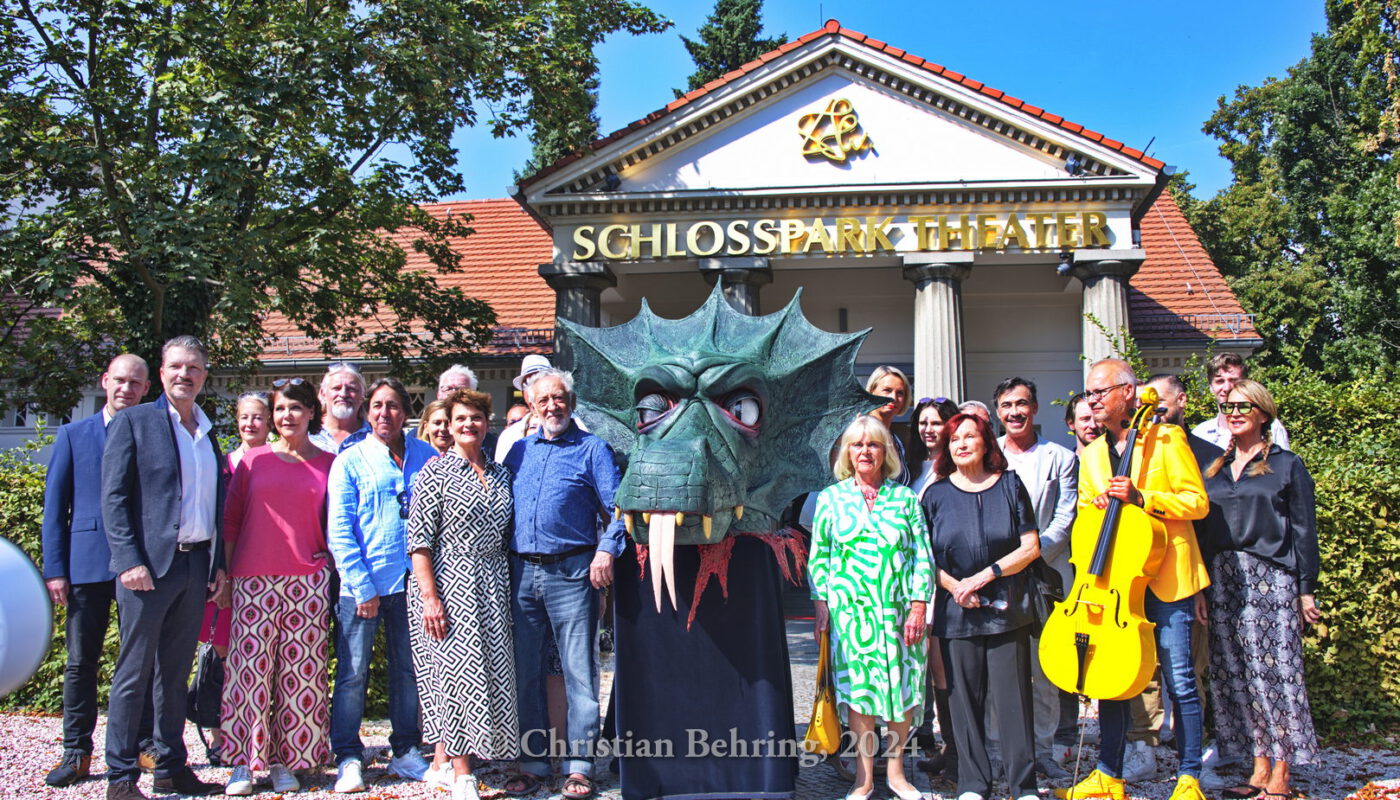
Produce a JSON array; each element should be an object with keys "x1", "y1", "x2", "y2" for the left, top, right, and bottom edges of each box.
[
  {"x1": 1, "y1": 20, "x2": 1259, "y2": 451},
  {"x1": 511, "y1": 19, "x2": 1258, "y2": 417}
]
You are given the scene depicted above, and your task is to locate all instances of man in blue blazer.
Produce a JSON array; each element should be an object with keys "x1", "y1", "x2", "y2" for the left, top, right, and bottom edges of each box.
[
  {"x1": 42, "y1": 354, "x2": 155, "y2": 787},
  {"x1": 102, "y1": 336, "x2": 228, "y2": 800}
]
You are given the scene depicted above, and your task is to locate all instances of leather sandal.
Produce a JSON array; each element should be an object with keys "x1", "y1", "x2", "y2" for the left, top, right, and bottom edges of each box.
[
  {"x1": 1223, "y1": 786, "x2": 1265, "y2": 799},
  {"x1": 562, "y1": 773, "x2": 596, "y2": 800},
  {"x1": 503, "y1": 772, "x2": 542, "y2": 797}
]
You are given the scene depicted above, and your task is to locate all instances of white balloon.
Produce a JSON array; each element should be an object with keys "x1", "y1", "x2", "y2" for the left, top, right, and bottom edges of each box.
[{"x1": 0, "y1": 538, "x2": 51, "y2": 698}]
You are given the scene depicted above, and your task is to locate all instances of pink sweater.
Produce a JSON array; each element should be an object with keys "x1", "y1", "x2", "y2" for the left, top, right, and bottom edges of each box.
[{"x1": 223, "y1": 445, "x2": 336, "y2": 577}]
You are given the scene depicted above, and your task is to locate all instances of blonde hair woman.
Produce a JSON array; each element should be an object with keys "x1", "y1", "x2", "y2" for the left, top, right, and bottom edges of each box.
[
  {"x1": 1200, "y1": 379, "x2": 1319, "y2": 800},
  {"x1": 417, "y1": 399, "x2": 454, "y2": 455},
  {"x1": 865, "y1": 365, "x2": 913, "y2": 485},
  {"x1": 810, "y1": 415, "x2": 933, "y2": 800}
]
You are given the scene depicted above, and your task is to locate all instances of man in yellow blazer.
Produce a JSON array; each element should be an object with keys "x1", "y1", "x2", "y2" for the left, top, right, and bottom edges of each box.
[{"x1": 1057, "y1": 359, "x2": 1210, "y2": 800}]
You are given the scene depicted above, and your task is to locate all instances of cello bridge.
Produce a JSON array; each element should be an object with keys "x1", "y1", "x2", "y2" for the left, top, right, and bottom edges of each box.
[{"x1": 1076, "y1": 599, "x2": 1106, "y2": 613}]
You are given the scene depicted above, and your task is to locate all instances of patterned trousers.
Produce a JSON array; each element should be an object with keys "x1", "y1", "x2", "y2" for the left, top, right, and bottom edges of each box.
[{"x1": 221, "y1": 571, "x2": 331, "y2": 771}]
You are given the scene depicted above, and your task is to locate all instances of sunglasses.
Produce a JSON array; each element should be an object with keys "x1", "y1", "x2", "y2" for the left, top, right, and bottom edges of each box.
[
  {"x1": 918, "y1": 396, "x2": 951, "y2": 405},
  {"x1": 1219, "y1": 401, "x2": 1258, "y2": 415},
  {"x1": 271, "y1": 377, "x2": 305, "y2": 388},
  {"x1": 396, "y1": 489, "x2": 410, "y2": 519}
]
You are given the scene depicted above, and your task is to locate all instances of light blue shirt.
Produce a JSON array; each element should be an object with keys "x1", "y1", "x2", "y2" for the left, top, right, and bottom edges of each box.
[{"x1": 326, "y1": 433, "x2": 436, "y2": 602}]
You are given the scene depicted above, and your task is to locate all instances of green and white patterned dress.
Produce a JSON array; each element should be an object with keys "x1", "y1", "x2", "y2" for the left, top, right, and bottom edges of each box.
[{"x1": 809, "y1": 478, "x2": 935, "y2": 725}]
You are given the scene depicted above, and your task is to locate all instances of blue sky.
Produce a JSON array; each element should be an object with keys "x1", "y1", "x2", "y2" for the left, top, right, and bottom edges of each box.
[{"x1": 448, "y1": 0, "x2": 1326, "y2": 201}]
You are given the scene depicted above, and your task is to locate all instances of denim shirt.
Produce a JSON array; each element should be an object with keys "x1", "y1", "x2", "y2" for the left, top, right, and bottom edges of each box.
[
  {"x1": 327, "y1": 434, "x2": 437, "y2": 602},
  {"x1": 504, "y1": 420, "x2": 626, "y2": 558}
]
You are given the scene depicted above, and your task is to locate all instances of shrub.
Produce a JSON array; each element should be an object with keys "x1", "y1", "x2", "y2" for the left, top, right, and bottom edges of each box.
[
  {"x1": 1253, "y1": 367, "x2": 1400, "y2": 736},
  {"x1": 0, "y1": 430, "x2": 77, "y2": 712}
]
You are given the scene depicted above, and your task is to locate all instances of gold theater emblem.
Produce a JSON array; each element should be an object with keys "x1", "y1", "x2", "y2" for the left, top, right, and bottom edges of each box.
[{"x1": 798, "y1": 98, "x2": 872, "y2": 163}]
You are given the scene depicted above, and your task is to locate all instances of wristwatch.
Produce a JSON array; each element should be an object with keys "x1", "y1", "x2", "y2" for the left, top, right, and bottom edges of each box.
[{"x1": 990, "y1": 563, "x2": 1003, "y2": 578}]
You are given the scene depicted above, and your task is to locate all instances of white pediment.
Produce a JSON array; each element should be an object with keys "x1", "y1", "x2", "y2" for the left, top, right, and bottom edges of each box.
[{"x1": 619, "y1": 73, "x2": 1081, "y2": 193}]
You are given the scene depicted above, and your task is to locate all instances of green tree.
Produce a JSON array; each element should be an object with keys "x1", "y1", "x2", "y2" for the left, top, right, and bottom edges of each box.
[
  {"x1": 0, "y1": 0, "x2": 666, "y2": 414},
  {"x1": 1182, "y1": 1, "x2": 1400, "y2": 378},
  {"x1": 675, "y1": 0, "x2": 785, "y2": 97},
  {"x1": 517, "y1": 1, "x2": 670, "y2": 179}
]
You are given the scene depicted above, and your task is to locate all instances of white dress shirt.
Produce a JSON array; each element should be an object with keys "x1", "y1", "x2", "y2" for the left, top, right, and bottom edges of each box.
[{"x1": 166, "y1": 403, "x2": 218, "y2": 544}]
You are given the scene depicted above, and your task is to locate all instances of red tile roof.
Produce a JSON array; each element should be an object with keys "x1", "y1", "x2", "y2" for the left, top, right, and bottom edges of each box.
[
  {"x1": 1131, "y1": 192, "x2": 1258, "y2": 343},
  {"x1": 517, "y1": 18, "x2": 1164, "y2": 191},
  {"x1": 257, "y1": 198, "x2": 556, "y2": 361}
]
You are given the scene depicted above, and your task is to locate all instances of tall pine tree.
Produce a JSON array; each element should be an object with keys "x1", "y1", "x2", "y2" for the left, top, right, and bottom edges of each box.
[{"x1": 676, "y1": 0, "x2": 786, "y2": 97}]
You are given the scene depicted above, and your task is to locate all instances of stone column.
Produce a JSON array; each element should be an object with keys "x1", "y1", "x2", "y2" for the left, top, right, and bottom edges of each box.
[
  {"x1": 699, "y1": 256, "x2": 773, "y2": 315},
  {"x1": 903, "y1": 253, "x2": 974, "y2": 402},
  {"x1": 538, "y1": 261, "x2": 617, "y2": 370},
  {"x1": 1068, "y1": 251, "x2": 1145, "y2": 376}
]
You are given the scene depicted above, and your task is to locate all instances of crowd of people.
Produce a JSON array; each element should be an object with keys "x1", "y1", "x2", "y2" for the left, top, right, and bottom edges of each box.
[
  {"x1": 38, "y1": 336, "x2": 1321, "y2": 800},
  {"x1": 811, "y1": 356, "x2": 1320, "y2": 800}
]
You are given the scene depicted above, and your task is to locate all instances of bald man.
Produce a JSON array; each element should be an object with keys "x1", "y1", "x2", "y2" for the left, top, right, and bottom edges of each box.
[{"x1": 42, "y1": 354, "x2": 156, "y2": 787}]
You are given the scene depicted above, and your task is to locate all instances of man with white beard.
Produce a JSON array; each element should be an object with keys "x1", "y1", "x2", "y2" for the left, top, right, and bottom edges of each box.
[{"x1": 310, "y1": 362, "x2": 371, "y2": 453}]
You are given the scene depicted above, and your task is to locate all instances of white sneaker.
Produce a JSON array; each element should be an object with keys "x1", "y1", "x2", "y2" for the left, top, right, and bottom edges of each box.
[
  {"x1": 387, "y1": 749, "x2": 431, "y2": 781},
  {"x1": 425, "y1": 763, "x2": 452, "y2": 792},
  {"x1": 1122, "y1": 740, "x2": 1157, "y2": 782},
  {"x1": 1052, "y1": 744, "x2": 1074, "y2": 765},
  {"x1": 269, "y1": 764, "x2": 300, "y2": 793},
  {"x1": 452, "y1": 774, "x2": 480, "y2": 800},
  {"x1": 957, "y1": 793, "x2": 985, "y2": 800},
  {"x1": 226, "y1": 765, "x2": 254, "y2": 796},
  {"x1": 335, "y1": 758, "x2": 366, "y2": 793}
]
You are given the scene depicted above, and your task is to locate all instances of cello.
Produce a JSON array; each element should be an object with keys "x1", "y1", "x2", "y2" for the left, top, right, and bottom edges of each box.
[{"x1": 1038, "y1": 386, "x2": 1167, "y2": 701}]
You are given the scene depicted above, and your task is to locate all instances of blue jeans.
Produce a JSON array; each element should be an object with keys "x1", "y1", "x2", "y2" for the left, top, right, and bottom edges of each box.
[
  {"x1": 511, "y1": 551, "x2": 600, "y2": 778},
  {"x1": 330, "y1": 592, "x2": 421, "y2": 761},
  {"x1": 1098, "y1": 590, "x2": 1203, "y2": 779}
]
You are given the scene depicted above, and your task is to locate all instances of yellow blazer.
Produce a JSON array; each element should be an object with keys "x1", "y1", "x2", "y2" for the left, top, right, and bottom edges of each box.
[{"x1": 1077, "y1": 423, "x2": 1210, "y2": 602}]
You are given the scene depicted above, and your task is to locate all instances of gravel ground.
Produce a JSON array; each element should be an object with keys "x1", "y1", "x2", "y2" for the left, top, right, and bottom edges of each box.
[{"x1": 5, "y1": 614, "x2": 1398, "y2": 799}]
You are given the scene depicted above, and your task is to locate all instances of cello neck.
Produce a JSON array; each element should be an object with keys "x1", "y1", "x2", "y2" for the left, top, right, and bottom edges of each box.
[{"x1": 1087, "y1": 426, "x2": 1138, "y2": 577}]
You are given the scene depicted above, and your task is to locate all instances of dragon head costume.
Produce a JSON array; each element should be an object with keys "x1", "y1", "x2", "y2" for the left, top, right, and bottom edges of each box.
[{"x1": 559, "y1": 286, "x2": 878, "y2": 614}]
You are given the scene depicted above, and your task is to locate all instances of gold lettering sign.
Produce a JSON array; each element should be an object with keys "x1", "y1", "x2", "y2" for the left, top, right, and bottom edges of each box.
[
  {"x1": 798, "y1": 98, "x2": 872, "y2": 163},
  {"x1": 571, "y1": 212, "x2": 1113, "y2": 261}
]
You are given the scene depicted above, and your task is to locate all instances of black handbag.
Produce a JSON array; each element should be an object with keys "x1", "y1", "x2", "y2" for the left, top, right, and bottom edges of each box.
[
  {"x1": 185, "y1": 613, "x2": 225, "y2": 729},
  {"x1": 1002, "y1": 472, "x2": 1064, "y2": 627}
]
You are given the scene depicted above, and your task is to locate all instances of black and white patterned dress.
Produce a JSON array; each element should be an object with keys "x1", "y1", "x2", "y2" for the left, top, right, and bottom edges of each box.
[{"x1": 407, "y1": 454, "x2": 520, "y2": 759}]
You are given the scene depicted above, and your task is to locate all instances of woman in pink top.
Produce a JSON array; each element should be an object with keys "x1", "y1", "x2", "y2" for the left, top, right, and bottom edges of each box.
[{"x1": 217, "y1": 378, "x2": 337, "y2": 796}]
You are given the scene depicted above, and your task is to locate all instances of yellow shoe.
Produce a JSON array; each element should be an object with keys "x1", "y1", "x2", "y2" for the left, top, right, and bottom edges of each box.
[
  {"x1": 1054, "y1": 769, "x2": 1127, "y2": 800},
  {"x1": 1169, "y1": 775, "x2": 1207, "y2": 800}
]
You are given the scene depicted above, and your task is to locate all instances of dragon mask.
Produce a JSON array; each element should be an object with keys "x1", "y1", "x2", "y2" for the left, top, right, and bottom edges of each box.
[{"x1": 559, "y1": 286, "x2": 878, "y2": 612}]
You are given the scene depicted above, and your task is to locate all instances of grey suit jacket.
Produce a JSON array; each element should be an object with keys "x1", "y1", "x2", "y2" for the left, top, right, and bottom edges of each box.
[
  {"x1": 101, "y1": 395, "x2": 227, "y2": 582},
  {"x1": 1000, "y1": 434, "x2": 1079, "y2": 586}
]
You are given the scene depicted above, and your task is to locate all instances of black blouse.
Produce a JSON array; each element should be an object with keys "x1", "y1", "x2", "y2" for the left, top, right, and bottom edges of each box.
[
  {"x1": 921, "y1": 472, "x2": 1037, "y2": 639},
  {"x1": 1202, "y1": 445, "x2": 1319, "y2": 595}
]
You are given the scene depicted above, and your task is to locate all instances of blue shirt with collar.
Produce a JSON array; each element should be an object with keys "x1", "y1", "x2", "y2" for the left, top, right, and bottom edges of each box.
[
  {"x1": 326, "y1": 433, "x2": 437, "y2": 602},
  {"x1": 504, "y1": 420, "x2": 626, "y2": 558},
  {"x1": 311, "y1": 421, "x2": 372, "y2": 454}
]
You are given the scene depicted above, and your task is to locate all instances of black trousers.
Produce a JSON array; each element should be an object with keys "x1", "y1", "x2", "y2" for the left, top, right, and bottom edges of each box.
[
  {"x1": 62, "y1": 581, "x2": 155, "y2": 755},
  {"x1": 942, "y1": 626, "x2": 1037, "y2": 797},
  {"x1": 105, "y1": 548, "x2": 209, "y2": 783}
]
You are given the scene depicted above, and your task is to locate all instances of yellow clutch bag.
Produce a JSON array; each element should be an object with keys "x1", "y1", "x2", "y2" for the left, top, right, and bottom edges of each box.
[{"x1": 802, "y1": 626, "x2": 842, "y2": 755}]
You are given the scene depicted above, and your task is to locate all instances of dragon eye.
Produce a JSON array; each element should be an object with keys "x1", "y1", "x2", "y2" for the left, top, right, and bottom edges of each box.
[
  {"x1": 636, "y1": 392, "x2": 676, "y2": 429},
  {"x1": 722, "y1": 392, "x2": 762, "y2": 429}
]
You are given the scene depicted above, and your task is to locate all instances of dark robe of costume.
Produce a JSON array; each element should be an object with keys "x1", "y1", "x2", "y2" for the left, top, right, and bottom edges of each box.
[{"x1": 612, "y1": 535, "x2": 798, "y2": 800}]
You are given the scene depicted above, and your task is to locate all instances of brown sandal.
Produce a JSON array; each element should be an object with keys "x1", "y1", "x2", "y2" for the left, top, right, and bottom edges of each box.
[
  {"x1": 561, "y1": 773, "x2": 596, "y2": 800},
  {"x1": 503, "y1": 772, "x2": 542, "y2": 797}
]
